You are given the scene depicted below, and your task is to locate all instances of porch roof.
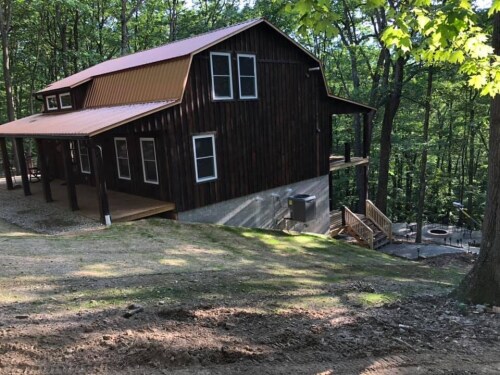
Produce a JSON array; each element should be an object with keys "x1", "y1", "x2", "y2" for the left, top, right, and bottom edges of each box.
[{"x1": 0, "y1": 100, "x2": 177, "y2": 139}]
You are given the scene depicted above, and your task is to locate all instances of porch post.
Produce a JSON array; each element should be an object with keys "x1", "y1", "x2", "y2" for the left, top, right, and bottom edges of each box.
[
  {"x1": 90, "y1": 140, "x2": 111, "y2": 225},
  {"x1": 36, "y1": 139, "x2": 52, "y2": 203},
  {"x1": 62, "y1": 140, "x2": 78, "y2": 211},
  {"x1": 360, "y1": 111, "x2": 372, "y2": 214},
  {"x1": 14, "y1": 138, "x2": 31, "y2": 196},
  {"x1": 0, "y1": 137, "x2": 13, "y2": 190},
  {"x1": 362, "y1": 112, "x2": 370, "y2": 159},
  {"x1": 360, "y1": 165, "x2": 368, "y2": 214}
]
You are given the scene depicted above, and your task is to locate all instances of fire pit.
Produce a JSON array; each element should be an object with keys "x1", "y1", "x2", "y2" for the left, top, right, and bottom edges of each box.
[
  {"x1": 426, "y1": 228, "x2": 451, "y2": 237},
  {"x1": 429, "y1": 229, "x2": 448, "y2": 235}
]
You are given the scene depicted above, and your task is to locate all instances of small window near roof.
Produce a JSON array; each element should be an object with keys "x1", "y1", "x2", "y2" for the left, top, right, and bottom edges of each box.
[
  {"x1": 210, "y1": 52, "x2": 233, "y2": 100},
  {"x1": 193, "y1": 134, "x2": 217, "y2": 183},
  {"x1": 59, "y1": 93, "x2": 72, "y2": 109},
  {"x1": 237, "y1": 54, "x2": 258, "y2": 99},
  {"x1": 46, "y1": 95, "x2": 58, "y2": 111},
  {"x1": 78, "y1": 141, "x2": 91, "y2": 174},
  {"x1": 114, "y1": 138, "x2": 131, "y2": 180},
  {"x1": 140, "y1": 138, "x2": 159, "y2": 184}
]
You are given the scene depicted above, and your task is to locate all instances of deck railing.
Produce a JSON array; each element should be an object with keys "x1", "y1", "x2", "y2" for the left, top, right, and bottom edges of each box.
[
  {"x1": 366, "y1": 199, "x2": 393, "y2": 242},
  {"x1": 344, "y1": 206, "x2": 374, "y2": 249}
]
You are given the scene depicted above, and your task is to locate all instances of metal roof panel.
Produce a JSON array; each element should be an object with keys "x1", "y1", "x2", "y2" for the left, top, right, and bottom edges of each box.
[
  {"x1": 0, "y1": 101, "x2": 177, "y2": 138},
  {"x1": 37, "y1": 19, "x2": 262, "y2": 94}
]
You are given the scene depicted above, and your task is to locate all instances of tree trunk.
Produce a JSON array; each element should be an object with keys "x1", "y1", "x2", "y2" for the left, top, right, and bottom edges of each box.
[
  {"x1": 0, "y1": 1, "x2": 15, "y2": 122},
  {"x1": 457, "y1": 12, "x2": 500, "y2": 304},
  {"x1": 416, "y1": 68, "x2": 434, "y2": 243},
  {"x1": 0, "y1": 0, "x2": 19, "y2": 171},
  {"x1": 375, "y1": 56, "x2": 405, "y2": 213},
  {"x1": 120, "y1": 0, "x2": 128, "y2": 56}
]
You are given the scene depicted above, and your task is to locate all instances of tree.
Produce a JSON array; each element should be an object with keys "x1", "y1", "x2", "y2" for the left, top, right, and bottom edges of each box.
[
  {"x1": 120, "y1": 0, "x2": 144, "y2": 55},
  {"x1": 415, "y1": 67, "x2": 433, "y2": 243},
  {"x1": 458, "y1": 11, "x2": 500, "y2": 304},
  {"x1": 0, "y1": 0, "x2": 15, "y2": 122}
]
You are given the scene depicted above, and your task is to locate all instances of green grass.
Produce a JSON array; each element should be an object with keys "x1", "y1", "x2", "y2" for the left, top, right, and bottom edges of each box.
[{"x1": 0, "y1": 219, "x2": 470, "y2": 312}]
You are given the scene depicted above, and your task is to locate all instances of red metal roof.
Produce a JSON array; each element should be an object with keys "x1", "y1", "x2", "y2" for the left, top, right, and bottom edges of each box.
[
  {"x1": 0, "y1": 101, "x2": 177, "y2": 138},
  {"x1": 38, "y1": 19, "x2": 262, "y2": 94}
]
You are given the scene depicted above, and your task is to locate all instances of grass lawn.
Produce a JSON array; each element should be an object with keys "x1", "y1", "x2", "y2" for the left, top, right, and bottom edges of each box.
[
  {"x1": 2, "y1": 218, "x2": 496, "y2": 375},
  {"x1": 0, "y1": 219, "x2": 465, "y2": 311}
]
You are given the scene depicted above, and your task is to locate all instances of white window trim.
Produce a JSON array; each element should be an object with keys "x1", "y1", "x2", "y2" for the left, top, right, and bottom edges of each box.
[
  {"x1": 59, "y1": 92, "x2": 72, "y2": 109},
  {"x1": 140, "y1": 137, "x2": 159, "y2": 185},
  {"x1": 237, "y1": 54, "x2": 258, "y2": 99},
  {"x1": 210, "y1": 52, "x2": 233, "y2": 100},
  {"x1": 192, "y1": 134, "x2": 218, "y2": 183},
  {"x1": 46, "y1": 95, "x2": 58, "y2": 111},
  {"x1": 114, "y1": 137, "x2": 131, "y2": 180},
  {"x1": 78, "y1": 140, "x2": 91, "y2": 174}
]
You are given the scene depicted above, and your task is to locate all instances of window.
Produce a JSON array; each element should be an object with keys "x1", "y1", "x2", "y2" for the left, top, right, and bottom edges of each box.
[
  {"x1": 59, "y1": 93, "x2": 72, "y2": 109},
  {"x1": 140, "y1": 138, "x2": 158, "y2": 184},
  {"x1": 78, "y1": 141, "x2": 91, "y2": 174},
  {"x1": 210, "y1": 52, "x2": 233, "y2": 100},
  {"x1": 193, "y1": 134, "x2": 217, "y2": 183},
  {"x1": 46, "y1": 95, "x2": 58, "y2": 111},
  {"x1": 114, "y1": 138, "x2": 131, "y2": 180},
  {"x1": 237, "y1": 54, "x2": 258, "y2": 99}
]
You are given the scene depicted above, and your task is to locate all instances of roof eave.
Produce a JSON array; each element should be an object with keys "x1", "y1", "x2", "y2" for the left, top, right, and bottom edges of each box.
[{"x1": 328, "y1": 94, "x2": 376, "y2": 114}]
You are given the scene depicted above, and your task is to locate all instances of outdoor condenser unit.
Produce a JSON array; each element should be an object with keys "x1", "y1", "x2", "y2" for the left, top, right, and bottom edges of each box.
[{"x1": 288, "y1": 194, "x2": 316, "y2": 222}]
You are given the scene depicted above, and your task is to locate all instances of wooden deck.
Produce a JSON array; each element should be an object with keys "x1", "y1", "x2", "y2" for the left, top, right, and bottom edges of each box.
[
  {"x1": 29, "y1": 179, "x2": 175, "y2": 222},
  {"x1": 330, "y1": 155, "x2": 369, "y2": 171}
]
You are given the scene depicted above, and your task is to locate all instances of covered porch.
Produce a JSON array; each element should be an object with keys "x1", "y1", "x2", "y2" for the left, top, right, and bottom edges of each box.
[{"x1": 0, "y1": 102, "x2": 176, "y2": 225}]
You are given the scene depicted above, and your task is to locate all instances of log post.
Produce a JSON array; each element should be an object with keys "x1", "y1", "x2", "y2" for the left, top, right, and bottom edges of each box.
[
  {"x1": 62, "y1": 140, "x2": 78, "y2": 211},
  {"x1": 90, "y1": 141, "x2": 111, "y2": 225},
  {"x1": 14, "y1": 138, "x2": 31, "y2": 196},
  {"x1": 36, "y1": 139, "x2": 52, "y2": 203},
  {"x1": 0, "y1": 137, "x2": 13, "y2": 190}
]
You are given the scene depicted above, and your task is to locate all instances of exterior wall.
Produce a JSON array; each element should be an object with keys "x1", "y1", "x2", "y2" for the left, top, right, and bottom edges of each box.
[
  {"x1": 178, "y1": 175, "x2": 330, "y2": 234},
  {"x1": 85, "y1": 23, "x2": 337, "y2": 209}
]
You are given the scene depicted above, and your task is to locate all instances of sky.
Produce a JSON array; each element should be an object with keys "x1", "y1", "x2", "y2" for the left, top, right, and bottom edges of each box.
[{"x1": 476, "y1": 0, "x2": 492, "y2": 8}]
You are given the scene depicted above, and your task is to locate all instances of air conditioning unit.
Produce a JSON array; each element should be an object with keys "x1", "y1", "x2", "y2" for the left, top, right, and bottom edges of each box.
[{"x1": 288, "y1": 194, "x2": 316, "y2": 222}]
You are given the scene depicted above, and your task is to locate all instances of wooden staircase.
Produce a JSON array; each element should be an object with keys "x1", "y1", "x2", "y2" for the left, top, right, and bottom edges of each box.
[
  {"x1": 343, "y1": 200, "x2": 393, "y2": 250},
  {"x1": 359, "y1": 215, "x2": 390, "y2": 249}
]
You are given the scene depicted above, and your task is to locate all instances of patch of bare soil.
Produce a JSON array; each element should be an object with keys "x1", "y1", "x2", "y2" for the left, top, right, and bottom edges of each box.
[
  {"x1": 1, "y1": 293, "x2": 499, "y2": 374},
  {"x1": 421, "y1": 252, "x2": 477, "y2": 267}
]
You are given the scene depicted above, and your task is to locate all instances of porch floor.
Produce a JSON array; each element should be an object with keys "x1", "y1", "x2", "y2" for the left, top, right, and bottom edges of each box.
[{"x1": 29, "y1": 179, "x2": 175, "y2": 222}]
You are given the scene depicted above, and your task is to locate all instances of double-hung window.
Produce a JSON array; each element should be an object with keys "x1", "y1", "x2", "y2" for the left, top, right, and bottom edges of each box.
[
  {"x1": 78, "y1": 141, "x2": 91, "y2": 174},
  {"x1": 46, "y1": 95, "x2": 58, "y2": 111},
  {"x1": 114, "y1": 137, "x2": 131, "y2": 180},
  {"x1": 237, "y1": 54, "x2": 258, "y2": 99},
  {"x1": 210, "y1": 52, "x2": 233, "y2": 100},
  {"x1": 193, "y1": 134, "x2": 217, "y2": 183},
  {"x1": 140, "y1": 138, "x2": 159, "y2": 184}
]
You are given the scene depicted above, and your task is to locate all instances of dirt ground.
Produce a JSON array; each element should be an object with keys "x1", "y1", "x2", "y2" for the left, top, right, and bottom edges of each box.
[{"x1": 0, "y1": 218, "x2": 499, "y2": 374}]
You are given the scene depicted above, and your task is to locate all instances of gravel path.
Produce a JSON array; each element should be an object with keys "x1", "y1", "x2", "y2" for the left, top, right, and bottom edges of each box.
[{"x1": 0, "y1": 178, "x2": 102, "y2": 234}]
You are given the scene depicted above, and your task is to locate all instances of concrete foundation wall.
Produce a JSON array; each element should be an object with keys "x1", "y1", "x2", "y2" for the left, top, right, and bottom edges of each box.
[{"x1": 178, "y1": 175, "x2": 330, "y2": 234}]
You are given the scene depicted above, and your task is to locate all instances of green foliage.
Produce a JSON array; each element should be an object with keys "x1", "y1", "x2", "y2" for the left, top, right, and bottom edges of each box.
[{"x1": 0, "y1": 0, "x2": 491, "y2": 228}]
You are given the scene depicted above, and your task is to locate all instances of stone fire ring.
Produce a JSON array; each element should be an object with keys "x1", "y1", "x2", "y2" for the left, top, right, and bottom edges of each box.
[{"x1": 426, "y1": 228, "x2": 450, "y2": 237}]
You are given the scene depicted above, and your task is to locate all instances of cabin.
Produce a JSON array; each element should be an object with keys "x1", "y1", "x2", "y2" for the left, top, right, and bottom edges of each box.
[{"x1": 0, "y1": 18, "x2": 378, "y2": 235}]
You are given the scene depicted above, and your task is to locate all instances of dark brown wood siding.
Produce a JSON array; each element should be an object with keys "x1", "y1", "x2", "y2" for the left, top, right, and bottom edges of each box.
[
  {"x1": 163, "y1": 23, "x2": 334, "y2": 211},
  {"x1": 90, "y1": 23, "x2": 336, "y2": 210}
]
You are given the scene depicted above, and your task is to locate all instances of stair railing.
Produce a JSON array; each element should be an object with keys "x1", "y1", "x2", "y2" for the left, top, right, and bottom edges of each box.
[
  {"x1": 366, "y1": 200, "x2": 393, "y2": 242},
  {"x1": 344, "y1": 206, "x2": 374, "y2": 249}
]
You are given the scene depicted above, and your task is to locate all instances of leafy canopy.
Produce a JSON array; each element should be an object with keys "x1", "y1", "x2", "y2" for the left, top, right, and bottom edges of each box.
[{"x1": 380, "y1": 0, "x2": 500, "y2": 96}]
